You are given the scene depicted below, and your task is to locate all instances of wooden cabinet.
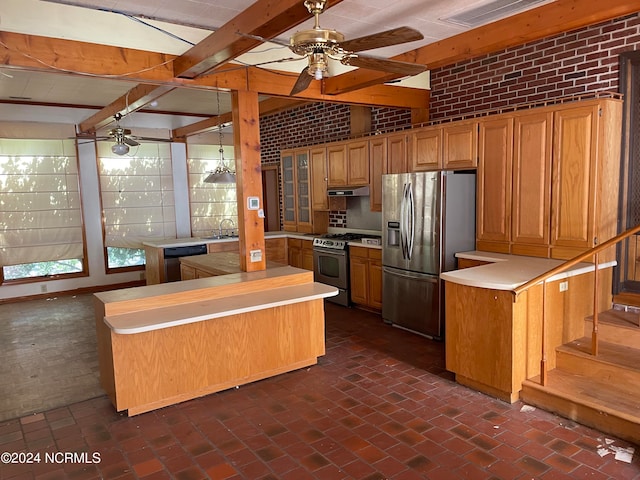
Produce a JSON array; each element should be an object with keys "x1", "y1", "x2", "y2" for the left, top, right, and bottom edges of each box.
[
  {"x1": 409, "y1": 121, "x2": 477, "y2": 172},
  {"x1": 349, "y1": 246, "x2": 382, "y2": 311},
  {"x1": 208, "y1": 240, "x2": 238, "y2": 253},
  {"x1": 550, "y1": 100, "x2": 621, "y2": 261},
  {"x1": 476, "y1": 117, "x2": 513, "y2": 254},
  {"x1": 180, "y1": 263, "x2": 213, "y2": 280},
  {"x1": 511, "y1": 111, "x2": 553, "y2": 257},
  {"x1": 310, "y1": 147, "x2": 329, "y2": 211},
  {"x1": 410, "y1": 126, "x2": 442, "y2": 171},
  {"x1": 475, "y1": 98, "x2": 622, "y2": 260},
  {"x1": 369, "y1": 133, "x2": 407, "y2": 212},
  {"x1": 443, "y1": 120, "x2": 478, "y2": 169},
  {"x1": 265, "y1": 237, "x2": 287, "y2": 264},
  {"x1": 369, "y1": 136, "x2": 387, "y2": 212},
  {"x1": 281, "y1": 149, "x2": 328, "y2": 233},
  {"x1": 287, "y1": 238, "x2": 314, "y2": 270},
  {"x1": 386, "y1": 133, "x2": 408, "y2": 174},
  {"x1": 327, "y1": 140, "x2": 370, "y2": 187}
]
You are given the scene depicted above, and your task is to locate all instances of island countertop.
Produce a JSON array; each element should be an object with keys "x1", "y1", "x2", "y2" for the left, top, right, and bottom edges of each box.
[
  {"x1": 441, "y1": 250, "x2": 616, "y2": 290},
  {"x1": 180, "y1": 252, "x2": 284, "y2": 276}
]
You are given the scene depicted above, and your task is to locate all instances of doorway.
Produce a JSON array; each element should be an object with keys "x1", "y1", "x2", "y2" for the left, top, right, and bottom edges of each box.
[
  {"x1": 616, "y1": 52, "x2": 640, "y2": 295},
  {"x1": 261, "y1": 165, "x2": 280, "y2": 232}
]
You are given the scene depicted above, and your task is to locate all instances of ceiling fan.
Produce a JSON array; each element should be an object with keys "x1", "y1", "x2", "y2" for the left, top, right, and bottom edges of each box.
[
  {"x1": 76, "y1": 113, "x2": 171, "y2": 155},
  {"x1": 284, "y1": 0, "x2": 427, "y2": 95}
]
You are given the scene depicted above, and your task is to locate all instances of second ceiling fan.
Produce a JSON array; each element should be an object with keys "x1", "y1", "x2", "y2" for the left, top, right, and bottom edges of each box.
[{"x1": 285, "y1": 0, "x2": 427, "y2": 95}]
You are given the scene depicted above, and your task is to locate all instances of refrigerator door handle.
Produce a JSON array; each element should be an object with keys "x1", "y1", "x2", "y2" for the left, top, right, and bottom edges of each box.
[
  {"x1": 400, "y1": 182, "x2": 409, "y2": 259},
  {"x1": 406, "y1": 181, "x2": 414, "y2": 260},
  {"x1": 383, "y1": 265, "x2": 436, "y2": 281}
]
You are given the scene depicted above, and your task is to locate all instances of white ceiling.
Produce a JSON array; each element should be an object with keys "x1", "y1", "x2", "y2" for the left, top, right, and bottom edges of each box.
[{"x1": 0, "y1": 0, "x2": 554, "y2": 132}]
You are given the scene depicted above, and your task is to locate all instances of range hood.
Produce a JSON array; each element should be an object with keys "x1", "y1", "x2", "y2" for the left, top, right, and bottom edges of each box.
[{"x1": 327, "y1": 186, "x2": 370, "y2": 197}]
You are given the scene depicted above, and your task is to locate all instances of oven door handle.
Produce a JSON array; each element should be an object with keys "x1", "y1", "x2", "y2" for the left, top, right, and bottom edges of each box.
[{"x1": 313, "y1": 247, "x2": 347, "y2": 256}]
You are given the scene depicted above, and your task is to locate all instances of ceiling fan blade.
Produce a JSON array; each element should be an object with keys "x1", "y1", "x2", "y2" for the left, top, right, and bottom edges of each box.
[
  {"x1": 290, "y1": 67, "x2": 313, "y2": 96},
  {"x1": 124, "y1": 137, "x2": 140, "y2": 147},
  {"x1": 345, "y1": 55, "x2": 427, "y2": 76},
  {"x1": 339, "y1": 27, "x2": 424, "y2": 53}
]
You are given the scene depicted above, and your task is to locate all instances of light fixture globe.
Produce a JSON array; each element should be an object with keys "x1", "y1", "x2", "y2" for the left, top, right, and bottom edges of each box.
[{"x1": 111, "y1": 142, "x2": 129, "y2": 155}]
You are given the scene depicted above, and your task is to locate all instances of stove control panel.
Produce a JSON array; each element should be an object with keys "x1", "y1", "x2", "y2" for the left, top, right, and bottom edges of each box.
[{"x1": 312, "y1": 238, "x2": 347, "y2": 250}]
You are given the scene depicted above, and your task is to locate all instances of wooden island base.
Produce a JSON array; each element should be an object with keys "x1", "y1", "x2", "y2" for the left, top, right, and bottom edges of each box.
[{"x1": 94, "y1": 267, "x2": 337, "y2": 416}]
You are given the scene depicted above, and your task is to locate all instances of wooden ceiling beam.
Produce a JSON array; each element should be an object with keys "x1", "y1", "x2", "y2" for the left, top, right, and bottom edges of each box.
[
  {"x1": 324, "y1": 0, "x2": 640, "y2": 95},
  {"x1": 173, "y1": 0, "x2": 345, "y2": 79},
  {"x1": 247, "y1": 67, "x2": 429, "y2": 109},
  {"x1": 173, "y1": 97, "x2": 308, "y2": 139},
  {"x1": 0, "y1": 31, "x2": 427, "y2": 108},
  {"x1": 78, "y1": 84, "x2": 175, "y2": 134}
]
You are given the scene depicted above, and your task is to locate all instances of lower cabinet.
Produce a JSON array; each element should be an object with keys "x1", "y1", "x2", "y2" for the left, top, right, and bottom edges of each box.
[
  {"x1": 349, "y1": 246, "x2": 382, "y2": 311},
  {"x1": 265, "y1": 237, "x2": 287, "y2": 264},
  {"x1": 288, "y1": 238, "x2": 314, "y2": 270},
  {"x1": 180, "y1": 264, "x2": 212, "y2": 280}
]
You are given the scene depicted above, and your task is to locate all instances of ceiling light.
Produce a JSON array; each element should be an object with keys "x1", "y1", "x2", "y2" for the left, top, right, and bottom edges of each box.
[
  {"x1": 204, "y1": 89, "x2": 236, "y2": 184},
  {"x1": 111, "y1": 143, "x2": 129, "y2": 155}
]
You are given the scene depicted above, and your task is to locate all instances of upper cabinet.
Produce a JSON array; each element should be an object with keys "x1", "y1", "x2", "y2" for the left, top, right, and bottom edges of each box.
[
  {"x1": 327, "y1": 139, "x2": 370, "y2": 187},
  {"x1": 409, "y1": 121, "x2": 478, "y2": 172},
  {"x1": 386, "y1": 133, "x2": 408, "y2": 174},
  {"x1": 281, "y1": 148, "x2": 328, "y2": 234},
  {"x1": 410, "y1": 126, "x2": 442, "y2": 171},
  {"x1": 310, "y1": 146, "x2": 329, "y2": 211},
  {"x1": 443, "y1": 120, "x2": 479, "y2": 169},
  {"x1": 369, "y1": 136, "x2": 387, "y2": 212},
  {"x1": 475, "y1": 98, "x2": 622, "y2": 260}
]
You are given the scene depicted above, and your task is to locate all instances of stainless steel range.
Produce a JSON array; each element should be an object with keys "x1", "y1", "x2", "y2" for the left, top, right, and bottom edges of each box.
[{"x1": 312, "y1": 232, "x2": 370, "y2": 307}]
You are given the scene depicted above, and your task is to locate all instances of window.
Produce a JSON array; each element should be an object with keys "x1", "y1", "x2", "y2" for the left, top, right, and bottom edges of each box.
[
  {"x1": 0, "y1": 139, "x2": 85, "y2": 282},
  {"x1": 97, "y1": 143, "x2": 176, "y2": 271},
  {"x1": 187, "y1": 144, "x2": 237, "y2": 238}
]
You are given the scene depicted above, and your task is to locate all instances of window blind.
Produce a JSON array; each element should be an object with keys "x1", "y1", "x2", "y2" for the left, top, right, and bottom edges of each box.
[
  {"x1": 98, "y1": 143, "x2": 176, "y2": 249},
  {"x1": 0, "y1": 139, "x2": 83, "y2": 267}
]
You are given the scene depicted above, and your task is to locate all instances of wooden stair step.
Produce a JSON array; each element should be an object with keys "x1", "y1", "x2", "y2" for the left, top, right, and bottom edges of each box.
[
  {"x1": 584, "y1": 309, "x2": 640, "y2": 348},
  {"x1": 521, "y1": 369, "x2": 640, "y2": 445},
  {"x1": 557, "y1": 337, "x2": 640, "y2": 394}
]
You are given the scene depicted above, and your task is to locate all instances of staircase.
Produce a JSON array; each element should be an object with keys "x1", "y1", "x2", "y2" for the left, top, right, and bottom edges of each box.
[{"x1": 521, "y1": 308, "x2": 640, "y2": 445}]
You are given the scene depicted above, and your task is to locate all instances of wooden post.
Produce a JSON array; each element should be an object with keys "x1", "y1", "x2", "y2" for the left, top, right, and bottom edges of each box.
[{"x1": 232, "y1": 89, "x2": 266, "y2": 272}]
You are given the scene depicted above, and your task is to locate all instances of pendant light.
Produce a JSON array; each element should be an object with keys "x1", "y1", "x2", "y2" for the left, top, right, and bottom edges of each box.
[{"x1": 204, "y1": 89, "x2": 236, "y2": 184}]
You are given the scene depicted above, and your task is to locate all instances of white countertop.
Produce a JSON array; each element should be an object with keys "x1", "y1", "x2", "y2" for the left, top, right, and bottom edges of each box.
[
  {"x1": 441, "y1": 250, "x2": 616, "y2": 291},
  {"x1": 105, "y1": 282, "x2": 338, "y2": 334},
  {"x1": 142, "y1": 231, "x2": 382, "y2": 249}
]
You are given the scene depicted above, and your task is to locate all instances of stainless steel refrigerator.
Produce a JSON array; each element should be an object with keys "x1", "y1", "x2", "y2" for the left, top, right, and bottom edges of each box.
[{"x1": 382, "y1": 171, "x2": 476, "y2": 339}]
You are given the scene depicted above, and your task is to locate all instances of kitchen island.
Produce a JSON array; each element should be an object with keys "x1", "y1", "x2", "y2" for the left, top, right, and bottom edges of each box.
[
  {"x1": 441, "y1": 251, "x2": 615, "y2": 402},
  {"x1": 180, "y1": 252, "x2": 284, "y2": 279},
  {"x1": 94, "y1": 266, "x2": 337, "y2": 416}
]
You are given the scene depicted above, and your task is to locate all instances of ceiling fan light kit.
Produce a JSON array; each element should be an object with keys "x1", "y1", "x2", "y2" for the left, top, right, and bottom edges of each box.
[{"x1": 111, "y1": 142, "x2": 130, "y2": 155}]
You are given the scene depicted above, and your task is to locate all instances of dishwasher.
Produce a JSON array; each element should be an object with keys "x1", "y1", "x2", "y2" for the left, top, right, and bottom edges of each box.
[{"x1": 163, "y1": 244, "x2": 207, "y2": 282}]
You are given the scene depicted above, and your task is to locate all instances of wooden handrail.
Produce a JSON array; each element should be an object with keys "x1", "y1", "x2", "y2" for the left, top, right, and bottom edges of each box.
[
  {"x1": 512, "y1": 223, "x2": 640, "y2": 298},
  {"x1": 512, "y1": 223, "x2": 640, "y2": 386}
]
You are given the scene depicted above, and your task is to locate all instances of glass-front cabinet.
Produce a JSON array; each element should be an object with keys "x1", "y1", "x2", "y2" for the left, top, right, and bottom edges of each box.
[{"x1": 281, "y1": 148, "x2": 313, "y2": 233}]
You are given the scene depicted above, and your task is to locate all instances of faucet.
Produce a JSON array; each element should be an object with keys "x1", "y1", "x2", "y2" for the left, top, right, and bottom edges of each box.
[{"x1": 219, "y1": 218, "x2": 236, "y2": 237}]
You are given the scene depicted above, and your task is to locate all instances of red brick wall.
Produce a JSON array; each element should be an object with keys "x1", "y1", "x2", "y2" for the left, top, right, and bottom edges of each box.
[
  {"x1": 260, "y1": 103, "x2": 410, "y2": 228},
  {"x1": 429, "y1": 14, "x2": 640, "y2": 120}
]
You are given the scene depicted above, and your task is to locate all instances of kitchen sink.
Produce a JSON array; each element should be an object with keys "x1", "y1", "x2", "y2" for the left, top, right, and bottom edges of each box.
[{"x1": 202, "y1": 234, "x2": 238, "y2": 240}]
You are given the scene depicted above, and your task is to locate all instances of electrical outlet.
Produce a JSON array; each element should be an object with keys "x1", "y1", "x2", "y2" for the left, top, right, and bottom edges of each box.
[
  {"x1": 250, "y1": 249, "x2": 262, "y2": 262},
  {"x1": 559, "y1": 281, "x2": 568, "y2": 292},
  {"x1": 40, "y1": 284, "x2": 47, "y2": 293}
]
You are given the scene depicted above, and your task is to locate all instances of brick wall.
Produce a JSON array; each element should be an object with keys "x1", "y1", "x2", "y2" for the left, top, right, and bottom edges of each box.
[
  {"x1": 429, "y1": 13, "x2": 640, "y2": 120},
  {"x1": 260, "y1": 103, "x2": 411, "y2": 228}
]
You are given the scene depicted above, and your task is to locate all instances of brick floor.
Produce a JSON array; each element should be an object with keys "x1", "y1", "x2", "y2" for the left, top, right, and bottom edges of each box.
[{"x1": 0, "y1": 301, "x2": 638, "y2": 479}]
